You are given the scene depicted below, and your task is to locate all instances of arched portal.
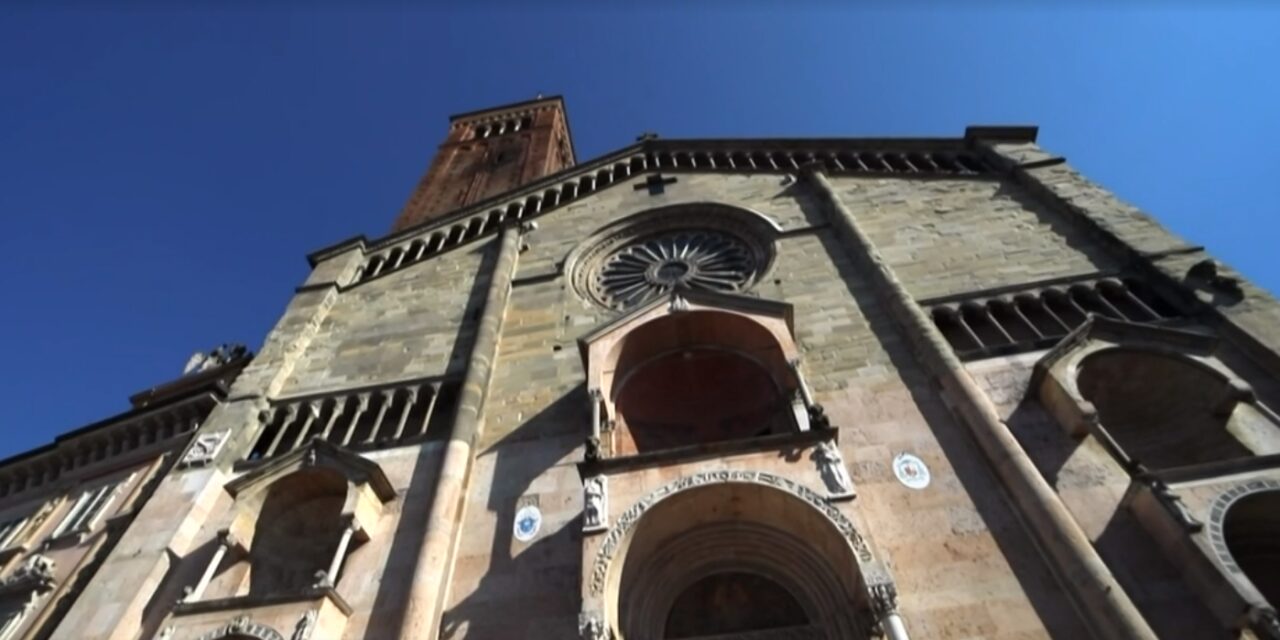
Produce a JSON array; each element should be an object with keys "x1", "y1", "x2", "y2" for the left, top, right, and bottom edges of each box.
[
  {"x1": 1224, "y1": 489, "x2": 1280, "y2": 607},
  {"x1": 602, "y1": 474, "x2": 875, "y2": 639},
  {"x1": 1076, "y1": 348, "x2": 1252, "y2": 469}
]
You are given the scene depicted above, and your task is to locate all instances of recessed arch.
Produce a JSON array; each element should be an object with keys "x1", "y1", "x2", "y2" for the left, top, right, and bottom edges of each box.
[
  {"x1": 1075, "y1": 347, "x2": 1252, "y2": 469},
  {"x1": 580, "y1": 294, "x2": 807, "y2": 457},
  {"x1": 1222, "y1": 489, "x2": 1280, "y2": 607},
  {"x1": 588, "y1": 470, "x2": 883, "y2": 640},
  {"x1": 1034, "y1": 317, "x2": 1275, "y2": 471},
  {"x1": 664, "y1": 570, "x2": 809, "y2": 638},
  {"x1": 249, "y1": 467, "x2": 347, "y2": 594}
]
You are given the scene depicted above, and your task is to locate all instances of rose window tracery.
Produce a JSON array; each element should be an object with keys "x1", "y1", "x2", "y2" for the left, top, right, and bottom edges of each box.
[
  {"x1": 570, "y1": 206, "x2": 777, "y2": 310},
  {"x1": 595, "y1": 230, "x2": 757, "y2": 308}
]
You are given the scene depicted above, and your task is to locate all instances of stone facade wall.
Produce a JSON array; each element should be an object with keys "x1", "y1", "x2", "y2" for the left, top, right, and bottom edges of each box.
[
  {"x1": 968, "y1": 352, "x2": 1228, "y2": 638},
  {"x1": 35, "y1": 134, "x2": 1280, "y2": 640},
  {"x1": 441, "y1": 170, "x2": 1100, "y2": 638},
  {"x1": 279, "y1": 243, "x2": 489, "y2": 397}
]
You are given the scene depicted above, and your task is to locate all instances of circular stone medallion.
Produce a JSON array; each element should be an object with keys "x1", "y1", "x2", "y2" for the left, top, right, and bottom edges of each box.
[
  {"x1": 892, "y1": 453, "x2": 931, "y2": 490},
  {"x1": 514, "y1": 505, "x2": 542, "y2": 542}
]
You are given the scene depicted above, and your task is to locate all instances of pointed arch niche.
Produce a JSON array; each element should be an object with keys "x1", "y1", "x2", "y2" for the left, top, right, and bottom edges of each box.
[
  {"x1": 1034, "y1": 317, "x2": 1280, "y2": 473},
  {"x1": 164, "y1": 441, "x2": 393, "y2": 640},
  {"x1": 579, "y1": 290, "x2": 818, "y2": 458}
]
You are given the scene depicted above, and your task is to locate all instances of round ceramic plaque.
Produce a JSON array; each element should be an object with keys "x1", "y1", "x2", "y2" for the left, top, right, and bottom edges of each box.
[
  {"x1": 514, "y1": 505, "x2": 542, "y2": 542},
  {"x1": 893, "y1": 453, "x2": 931, "y2": 490}
]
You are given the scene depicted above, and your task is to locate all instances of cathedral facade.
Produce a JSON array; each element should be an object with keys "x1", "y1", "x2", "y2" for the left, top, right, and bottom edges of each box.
[{"x1": 1, "y1": 96, "x2": 1278, "y2": 640}]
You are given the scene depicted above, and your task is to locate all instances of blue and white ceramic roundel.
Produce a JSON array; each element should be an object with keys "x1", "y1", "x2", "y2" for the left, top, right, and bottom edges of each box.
[
  {"x1": 892, "y1": 453, "x2": 931, "y2": 490},
  {"x1": 514, "y1": 505, "x2": 542, "y2": 542}
]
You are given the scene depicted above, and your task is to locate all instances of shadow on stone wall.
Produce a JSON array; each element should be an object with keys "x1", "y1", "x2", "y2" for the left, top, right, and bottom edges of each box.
[
  {"x1": 439, "y1": 387, "x2": 586, "y2": 638},
  {"x1": 798, "y1": 192, "x2": 1090, "y2": 638}
]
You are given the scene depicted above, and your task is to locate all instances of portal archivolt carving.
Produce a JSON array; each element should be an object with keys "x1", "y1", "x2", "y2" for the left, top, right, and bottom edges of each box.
[
  {"x1": 1206, "y1": 478, "x2": 1280, "y2": 574},
  {"x1": 588, "y1": 469, "x2": 873, "y2": 596},
  {"x1": 194, "y1": 615, "x2": 283, "y2": 640}
]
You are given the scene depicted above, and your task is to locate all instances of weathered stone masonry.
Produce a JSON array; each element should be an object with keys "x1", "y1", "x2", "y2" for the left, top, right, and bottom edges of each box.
[{"x1": 9, "y1": 99, "x2": 1280, "y2": 640}]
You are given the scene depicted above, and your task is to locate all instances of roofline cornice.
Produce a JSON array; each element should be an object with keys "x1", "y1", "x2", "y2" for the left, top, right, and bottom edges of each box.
[{"x1": 306, "y1": 125, "x2": 1040, "y2": 275}]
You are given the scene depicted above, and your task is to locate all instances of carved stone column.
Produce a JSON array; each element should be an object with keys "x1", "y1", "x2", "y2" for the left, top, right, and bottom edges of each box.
[
  {"x1": 398, "y1": 221, "x2": 525, "y2": 638},
  {"x1": 184, "y1": 529, "x2": 235, "y2": 603},
  {"x1": 804, "y1": 167, "x2": 1157, "y2": 640},
  {"x1": 316, "y1": 516, "x2": 357, "y2": 589},
  {"x1": 589, "y1": 388, "x2": 602, "y2": 440},
  {"x1": 870, "y1": 583, "x2": 909, "y2": 640}
]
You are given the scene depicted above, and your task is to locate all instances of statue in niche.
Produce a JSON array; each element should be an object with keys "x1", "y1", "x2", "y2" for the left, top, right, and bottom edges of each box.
[
  {"x1": 583, "y1": 476, "x2": 607, "y2": 531},
  {"x1": 813, "y1": 441, "x2": 855, "y2": 499}
]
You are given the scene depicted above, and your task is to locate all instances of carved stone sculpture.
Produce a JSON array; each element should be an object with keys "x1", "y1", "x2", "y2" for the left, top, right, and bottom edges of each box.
[
  {"x1": 584, "y1": 435, "x2": 602, "y2": 463},
  {"x1": 183, "y1": 343, "x2": 249, "y2": 375},
  {"x1": 807, "y1": 403, "x2": 832, "y2": 430},
  {"x1": 1149, "y1": 477, "x2": 1203, "y2": 532},
  {"x1": 291, "y1": 609, "x2": 318, "y2": 640},
  {"x1": 813, "y1": 441, "x2": 855, "y2": 499},
  {"x1": 0, "y1": 552, "x2": 55, "y2": 599},
  {"x1": 0, "y1": 553, "x2": 56, "y2": 590},
  {"x1": 578, "y1": 611, "x2": 612, "y2": 640},
  {"x1": 1250, "y1": 606, "x2": 1280, "y2": 640},
  {"x1": 583, "y1": 475, "x2": 608, "y2": 532},
  {"x1": 180, "y1": 431, "x2": 229, "y2": 468}
]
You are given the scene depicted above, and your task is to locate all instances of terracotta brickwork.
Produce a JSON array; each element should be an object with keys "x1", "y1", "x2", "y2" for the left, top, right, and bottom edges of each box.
[{"x1": 391, "y1": 96, "x2": 575, "y2": 233}]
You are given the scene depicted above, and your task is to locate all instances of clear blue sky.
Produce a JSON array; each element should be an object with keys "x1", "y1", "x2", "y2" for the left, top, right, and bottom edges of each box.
[{"x1": 1, "y1": 6, "x2": 1277, "y2": 457}]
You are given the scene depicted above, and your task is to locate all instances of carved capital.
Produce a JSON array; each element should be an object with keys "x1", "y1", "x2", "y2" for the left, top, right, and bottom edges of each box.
[
  {"x1": 578, "y1": 611, "x2": 613, "y2": 640},
  {"x1": 1147, "y1": 477, "x2": 1203, "y2": 532},
  {"x1": 1250, "y1": 607, "x2": 1280, "y2": 640},
  {"x1": 869, "y1": 582, "x2": 898, "y2": 617},
  {"x1": 584, "y1": 436, "x2": 603, "y2": 463}
]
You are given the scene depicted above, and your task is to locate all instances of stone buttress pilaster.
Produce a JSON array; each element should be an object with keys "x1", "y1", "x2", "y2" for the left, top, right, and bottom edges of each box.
[
  {"x1": 803, "y1": 167, "x2": 1158, "y2": 640},
  {"x1": 398, "y1": 222, "x2": 524, "y2": 638}
]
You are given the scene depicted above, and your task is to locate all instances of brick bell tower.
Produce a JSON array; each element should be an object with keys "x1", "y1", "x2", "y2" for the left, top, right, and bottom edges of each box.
[{"x1": 391, "y1": 95, "x2": 577, "y2": 232}]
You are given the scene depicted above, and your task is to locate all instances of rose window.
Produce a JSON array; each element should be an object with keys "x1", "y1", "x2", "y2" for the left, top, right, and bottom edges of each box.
[{"x1": 594, "y1": 231, "x2": 758, "y2": 308}]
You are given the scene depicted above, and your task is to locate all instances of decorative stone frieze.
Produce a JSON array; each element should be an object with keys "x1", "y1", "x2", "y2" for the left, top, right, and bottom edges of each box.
[
  {"x1": 589, "y1": 469, "x2": 872, "y2": 596},
  {"x1": 195, "y1": 614, "x2": 283, "y2": 640}
]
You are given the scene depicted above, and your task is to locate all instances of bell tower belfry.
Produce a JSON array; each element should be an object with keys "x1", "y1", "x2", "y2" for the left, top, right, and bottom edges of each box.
[{"x1": 391, "y1": 95, "x2": 576, "y2": 232}]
